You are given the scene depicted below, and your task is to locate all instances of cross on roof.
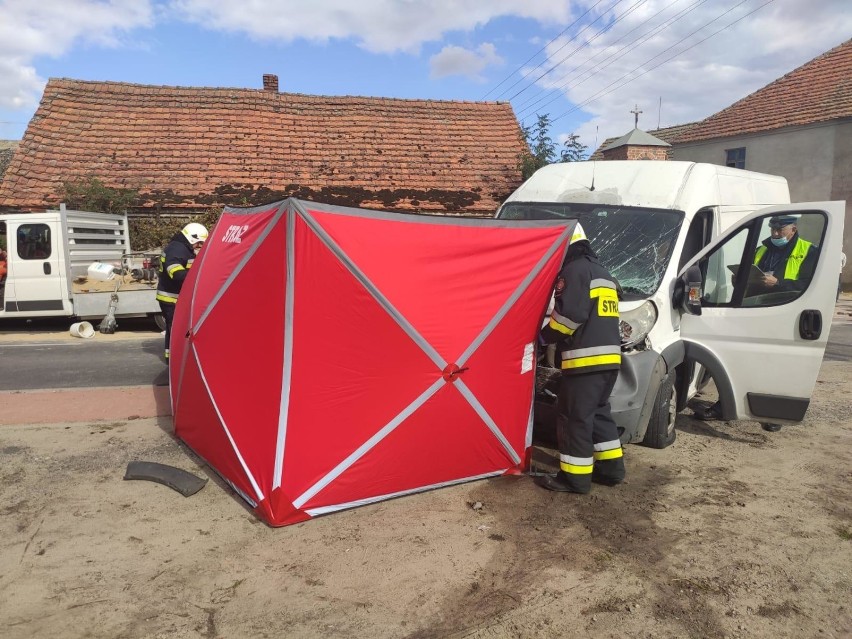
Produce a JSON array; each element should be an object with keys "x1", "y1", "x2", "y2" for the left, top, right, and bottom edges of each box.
[{"x1": 631, "y1": 104, "x2": 643, "y2": 127}]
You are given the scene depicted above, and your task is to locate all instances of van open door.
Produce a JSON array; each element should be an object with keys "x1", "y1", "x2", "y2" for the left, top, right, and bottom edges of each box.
[{"x1": 676, "y1": 202, "x2": 844, "y2": 425}]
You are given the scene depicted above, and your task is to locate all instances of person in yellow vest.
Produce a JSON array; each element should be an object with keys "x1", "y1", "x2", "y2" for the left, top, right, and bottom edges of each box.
[
  {"x1": 534, "y1": 223, "x2": 625, "y2": 494},
  {"x1": 695, "y1": 214, "x2": 817, "y2": 429},
  {"x1": 753, "y1": 215, "x2": 817, "y2": 292}
]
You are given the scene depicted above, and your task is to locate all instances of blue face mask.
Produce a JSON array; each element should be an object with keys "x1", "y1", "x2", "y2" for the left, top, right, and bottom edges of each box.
[{"x1": 771, "y1": 236, "x2": 789, "y2": 247}]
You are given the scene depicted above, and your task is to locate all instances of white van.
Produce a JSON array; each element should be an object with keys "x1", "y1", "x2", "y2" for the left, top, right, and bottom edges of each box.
[{"x1": 496, "y1": 160, "x2": 845, "y2": 448}]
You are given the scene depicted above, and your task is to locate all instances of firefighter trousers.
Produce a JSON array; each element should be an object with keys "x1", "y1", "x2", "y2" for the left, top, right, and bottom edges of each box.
[
  {"x1": 556, "y1": 369, "x2": 625, "y2": 492},
  {"x1": 159, "y1": 300, "x2": 176, "y2": 360}
]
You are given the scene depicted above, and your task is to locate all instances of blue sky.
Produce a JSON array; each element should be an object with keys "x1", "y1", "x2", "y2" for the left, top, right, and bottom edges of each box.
[{"x1": 1, "y1": 0, "x2": 850, "y2": 152}]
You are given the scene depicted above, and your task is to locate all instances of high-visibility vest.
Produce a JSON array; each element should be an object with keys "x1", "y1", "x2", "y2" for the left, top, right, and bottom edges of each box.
[{"x1": 754, "y1": 237, "x2": 813, "y2": 280}]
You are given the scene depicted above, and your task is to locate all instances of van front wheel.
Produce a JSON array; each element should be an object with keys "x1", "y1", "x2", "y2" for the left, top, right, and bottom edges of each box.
[{"x1": 641, "y1": 371, "x2": 677, "y2": 449}]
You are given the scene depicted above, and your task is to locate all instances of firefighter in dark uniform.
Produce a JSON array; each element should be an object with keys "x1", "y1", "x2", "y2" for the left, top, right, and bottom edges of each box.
[
  {"x1": 535, "y1": 224, "x2": 625, "y2": 494},
  {"x1": 156, "y1": 222, "x2": 208, "y2": 361}
]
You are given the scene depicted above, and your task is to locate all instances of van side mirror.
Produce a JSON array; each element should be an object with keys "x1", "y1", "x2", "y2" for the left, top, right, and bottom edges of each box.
[{"x1": 673, "y1": 265, "x2": 703, "y2": 316}]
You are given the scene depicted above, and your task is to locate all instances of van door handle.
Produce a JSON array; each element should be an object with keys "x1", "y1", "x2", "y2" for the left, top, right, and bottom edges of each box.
[
  {"x1": 43, "y1": 262, "x2": 51, "y2": 275},
  {"x1": 798, "y1": 309, "x2": 821, "y2": 340}
]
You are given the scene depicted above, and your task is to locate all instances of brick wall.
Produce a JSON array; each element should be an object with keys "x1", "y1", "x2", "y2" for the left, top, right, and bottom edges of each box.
[{"x1": 603, "y1": 145, "x2": 668, "y2": 161}]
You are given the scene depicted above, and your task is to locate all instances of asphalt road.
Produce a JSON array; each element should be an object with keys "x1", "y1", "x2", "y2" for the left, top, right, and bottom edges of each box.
[
  {"x1": 0, "y1": 316, "x2": 849, "y2": 392},
  {"x1": 0, "y1": 317, "x2": 168, "y2": 390},
  {"x1": 825, "y1": 322, "x2": 852, "y2": 361}
]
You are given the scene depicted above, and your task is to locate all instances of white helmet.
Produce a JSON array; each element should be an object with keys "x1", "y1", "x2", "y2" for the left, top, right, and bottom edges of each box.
[
  {"x1": 570, "y1": 222, "x2": 588, "y2": 244},
  {"x1": 182, "y1": 223, "x2": 208, "y2": 244}
]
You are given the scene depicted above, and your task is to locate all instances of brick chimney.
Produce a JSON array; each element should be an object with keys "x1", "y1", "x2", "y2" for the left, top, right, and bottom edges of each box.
[{"x1": 263, "y1": 74, "x2": 279, "y2": 92}]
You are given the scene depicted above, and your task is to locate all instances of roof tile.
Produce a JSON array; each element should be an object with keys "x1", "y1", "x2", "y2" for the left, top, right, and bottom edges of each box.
[
  {"x1": 0, "y1": 79, "x2": 526, "y2": 213},
  {"x1": 677, "y1": 38, "x2": 852, "y2": 143}
]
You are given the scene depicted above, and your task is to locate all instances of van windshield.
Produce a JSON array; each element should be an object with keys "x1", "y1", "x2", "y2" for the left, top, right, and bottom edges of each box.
[{"x1": 498, "y1": 202, "x2": 683, "y2": 298}]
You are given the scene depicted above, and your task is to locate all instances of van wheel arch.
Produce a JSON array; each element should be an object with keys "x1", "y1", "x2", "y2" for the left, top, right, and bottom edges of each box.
[
  {"x1": 682, "y1": 341, "x2": 737, "y2": 421},
  {"x1": 641, "y1": 370, "x2": 677, "y2": 449}
]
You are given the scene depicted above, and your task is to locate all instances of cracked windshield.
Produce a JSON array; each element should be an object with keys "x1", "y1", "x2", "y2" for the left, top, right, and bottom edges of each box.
[{"x1": 499, "y1": 203, "x2": 683, "y2": 298}]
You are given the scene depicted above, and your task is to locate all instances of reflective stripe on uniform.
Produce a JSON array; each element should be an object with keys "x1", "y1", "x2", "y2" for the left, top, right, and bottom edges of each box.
[
  {"x1": 589, "y1": 278, "x2": 617, "y2": 291},
  {"x1": 548, "y1": 311, "x2": 581, "y2": 335},
  {"x1": 560, "y1": 453, "x2": 594, "y2": 475},
  {"x1": 590, "y1": 287, "x2": 617, "y2": 298},
  {"x1": 590, "y1": 278, "x2": 617, "y2": 300},
  {"x1": 156, "y1": 291, "x2": 179, "y2": 303},
  {"x1": 562, "y1": 345, "x2": 621, "y2": 359},
  {"x1": 594, "y1": 438, "x2": 622, "y2": 451},
  {"x1": 167, "y1": 264, "x2": 186, "y2": 278},
  {"x1": 754, "y1": 238, "x2": 812, "y2": 280},
  {"x1": 594, "y1": 448, "x2": 623, "y2": 461},
  {"x1": 562, "y1": 354, "x2": 621, "y2": 369}
]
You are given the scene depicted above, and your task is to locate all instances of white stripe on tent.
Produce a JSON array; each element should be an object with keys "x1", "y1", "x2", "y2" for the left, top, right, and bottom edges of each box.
[
  {"x1": 449, "y1": 229, "x2": 571, "y2": 467},
  {"x1": 305, "y1": 470, "x2": 506, "y2": 517},
  {"x1": 292, "y1": 377, "x2": 445, "y2": 509},
  {"x1": 284, "y1": 204, "x2": 572, "y2": 509},
  {"x1": 273, "y1": 204, "x2": 297, "y2": 490},
  {"x1": 454, "y1": 379, "x2": 522, "y2": 465},
  {"x1": 171, "y1": 338, "x2": 193, "y2": 428},
  {"x1": 194, "y1": 348, "x2": 265, "y2": 504},
  {"x1": 457, "y1": 227, "x2": 573, "y2": 366},
  {"x1": 296, "y1": 204, "x2": 446, "y2": 370},
  {"x1": 193, "y1": 202, "x2": 288, "y2": 333}
]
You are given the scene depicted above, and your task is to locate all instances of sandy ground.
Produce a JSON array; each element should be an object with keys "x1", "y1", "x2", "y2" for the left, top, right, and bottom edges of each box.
[{"x1": 1, "y1": 354, "x2": 850, "y2": 639}]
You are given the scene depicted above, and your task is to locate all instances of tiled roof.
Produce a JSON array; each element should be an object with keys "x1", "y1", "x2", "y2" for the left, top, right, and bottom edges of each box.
[
  {"x1": 0, "y1": 141, "x2": 18, "y2": 181},
  {"x1": 677, "y1": 38, "x2": 852, "y2": 143},
  {"x1": 0, "y1": 79, "x2": 526, "y2": 214},
  {"x1": 589, "y1": 122, "x2": 698, "y2": 160},
  {"x1": 601, "y1": 127, "x2": 671, "y2": 151}
]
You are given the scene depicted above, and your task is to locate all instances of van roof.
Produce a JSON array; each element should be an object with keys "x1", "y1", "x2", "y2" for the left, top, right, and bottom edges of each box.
[{"x1": 501, "y1": 161, "x2": 790, "y2": 212}]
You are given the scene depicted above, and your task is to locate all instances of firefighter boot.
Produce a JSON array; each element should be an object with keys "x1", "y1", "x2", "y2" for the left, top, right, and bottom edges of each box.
[
  {"x1": 534, "y1": 471, "x2": 591, "y2": 494},
  {"x1": 592, "y1": 458, "x2": 625, "y2": 486}
]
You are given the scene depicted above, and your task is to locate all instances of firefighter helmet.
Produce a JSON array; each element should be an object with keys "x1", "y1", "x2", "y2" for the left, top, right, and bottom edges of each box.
[
  {"x1": 570, "y1": 222, "x2": 588, "y2": 244},
  {"x1": 181, "y1": 223, "x2": 209, "y2": 245}
]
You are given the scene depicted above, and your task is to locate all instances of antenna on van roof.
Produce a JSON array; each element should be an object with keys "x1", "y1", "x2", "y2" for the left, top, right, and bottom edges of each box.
[{"x1": 589, "y1": 126, "x2": 597, "y2": 192}]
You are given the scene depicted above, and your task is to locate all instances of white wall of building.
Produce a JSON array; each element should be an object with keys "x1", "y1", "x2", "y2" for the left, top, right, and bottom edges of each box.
[{"x1": 673, "y1": 121, "x2": 852, "y2": 289}]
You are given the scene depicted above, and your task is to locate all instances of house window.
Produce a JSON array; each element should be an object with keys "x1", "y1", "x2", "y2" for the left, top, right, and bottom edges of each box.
[{"x1": 725, "y1": 147, "x2": 746, "y2": 169}]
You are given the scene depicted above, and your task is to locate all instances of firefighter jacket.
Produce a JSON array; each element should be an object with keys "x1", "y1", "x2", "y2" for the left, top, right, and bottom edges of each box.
[
  {"x1": 540, "y1": 246, "x2": 621, "y2": 375},
  {"x1": 753, "y1": 233, "x2": 816, "y2": 291},
  {"x1": 156, "y1": 232, "x2": 196, "y2": 304}
]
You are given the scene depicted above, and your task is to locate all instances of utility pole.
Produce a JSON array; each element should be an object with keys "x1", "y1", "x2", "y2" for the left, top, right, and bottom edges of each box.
[{"x1": 631, "y1": 104, "x2": 643, "y2": 128}]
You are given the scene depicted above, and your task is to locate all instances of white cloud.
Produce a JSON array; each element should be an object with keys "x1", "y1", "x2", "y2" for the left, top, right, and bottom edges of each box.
[
  {"x1": 169, "y1": 0, "x2": 573, "y2": 53},
  {"x1": 430, "y1": 43, "x2": 503, "y2": 81},
  {"x1": 508, "y1": 0, "x2": 852, "y2": 150},
  {"x1": 0, "y1": 0, "x2": 154, "y2": 110}
]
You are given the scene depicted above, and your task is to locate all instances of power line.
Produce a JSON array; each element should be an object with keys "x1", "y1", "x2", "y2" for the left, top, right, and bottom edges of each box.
[
  {"x1": 506, "y1": 0, "x2": 649, "y2": 103},
  {"x1": 493, "y1": 0, "x2": 625, "y2": 101},
  {"x1": 481, "y1": 0, "x2": 609, "y2": 100},
  {"x1": 515, "y1": 0, "x2": 710, "y2": 119},
  {"x1": 548, "y1": 0, "x2": 777, "y2": 126}
]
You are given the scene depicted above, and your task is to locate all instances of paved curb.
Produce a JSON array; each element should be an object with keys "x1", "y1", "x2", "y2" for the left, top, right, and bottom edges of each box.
[{"x1": 0, "y1": 385, "x2": 171, "y2": 426}]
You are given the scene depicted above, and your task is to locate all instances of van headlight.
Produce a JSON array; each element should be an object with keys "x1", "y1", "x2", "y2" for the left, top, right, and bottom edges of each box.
[{"x1": 619, "y1": 301, "x2": 658, "y2": 350}]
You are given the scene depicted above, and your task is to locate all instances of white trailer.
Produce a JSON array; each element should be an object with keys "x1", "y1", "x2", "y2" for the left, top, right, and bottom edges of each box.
[{"x1": 0, "y1": 206, "x2": 163, "y2": 330}]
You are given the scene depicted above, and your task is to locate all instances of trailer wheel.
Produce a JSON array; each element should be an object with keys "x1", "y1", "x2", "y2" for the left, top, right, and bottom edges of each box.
[
  {"x1": 641, "y1": 371, "x2": 677, "y2": 449},
  {"x1": 152, "y1": 313, "x2": 166, "y2": 332}
]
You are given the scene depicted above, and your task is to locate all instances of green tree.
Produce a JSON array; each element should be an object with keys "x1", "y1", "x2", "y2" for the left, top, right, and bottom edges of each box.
[
  {"x1": 560, "y1": 133, "x2": 588, "y2": 163},
  {"x1": 60, "y1": 176, "x2": 138, "y2": 215},
  {"x1": 518, "y1": 114, "x2": 557, "y2": 180},
  {"x1": 519, "y1": 115, "x2": 587, "y2": 180}
]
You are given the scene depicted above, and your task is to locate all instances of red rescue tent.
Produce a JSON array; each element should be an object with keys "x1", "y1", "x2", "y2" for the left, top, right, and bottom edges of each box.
[{"x1": 170, "y1": 199, "x2": 575, "y2": 526}]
